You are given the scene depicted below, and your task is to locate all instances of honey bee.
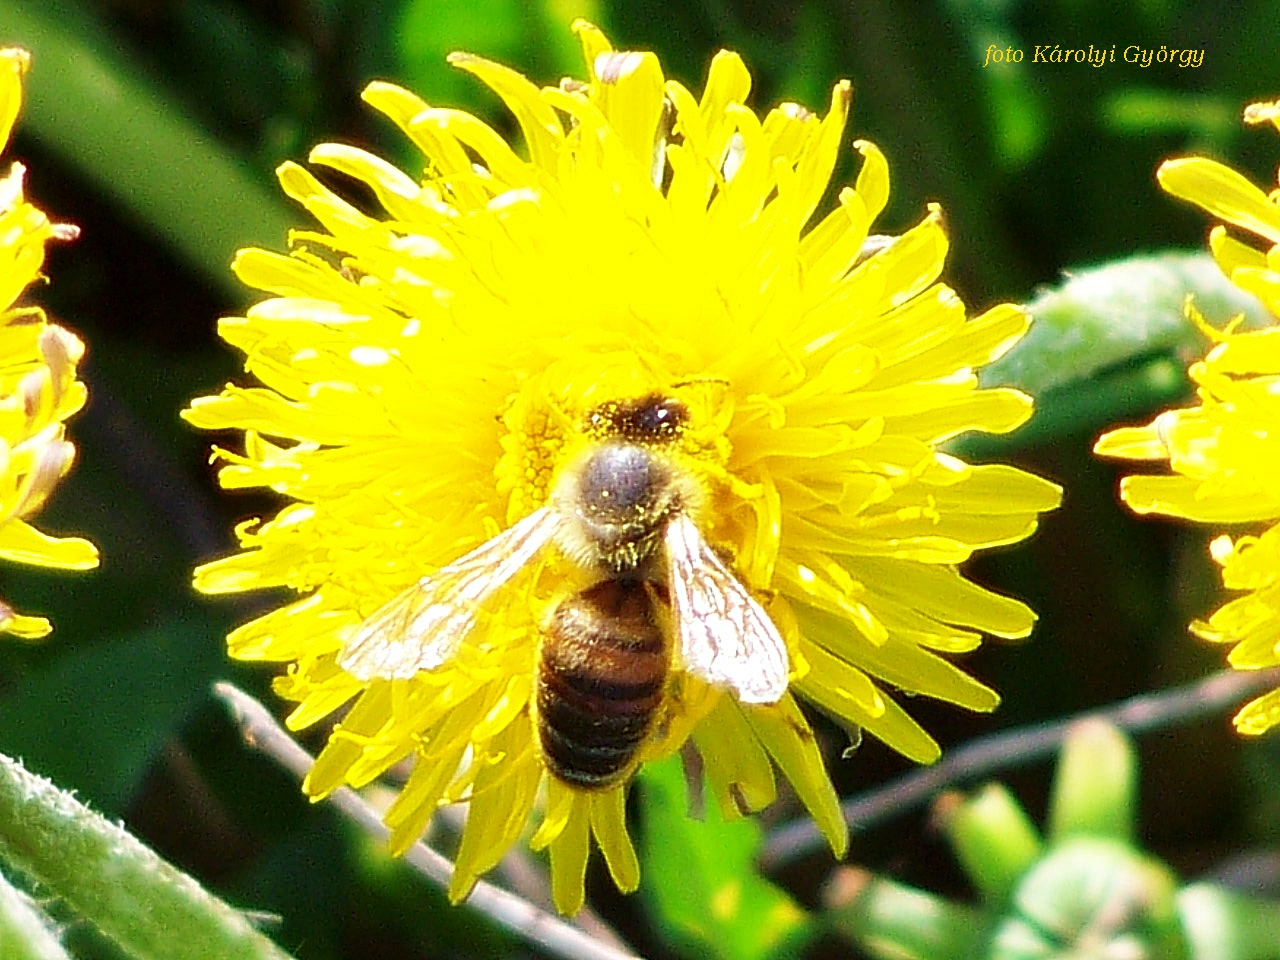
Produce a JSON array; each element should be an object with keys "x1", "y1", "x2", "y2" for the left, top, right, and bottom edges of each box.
[{"x1": 339, "y1": 393, "x2": 789, "y2": 789}]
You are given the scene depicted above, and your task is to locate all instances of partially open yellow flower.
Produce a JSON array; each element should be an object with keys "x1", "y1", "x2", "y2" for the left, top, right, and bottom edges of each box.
[
  {"x1": 0, "y1": 49, "x2": 98, "y2": 639},
  {"x1": 186, "y1": 22, "x2": 1061, "y2": 912},
  {"x1": 1096, "y1": 98, "x2": 1280, "y2": 736}
]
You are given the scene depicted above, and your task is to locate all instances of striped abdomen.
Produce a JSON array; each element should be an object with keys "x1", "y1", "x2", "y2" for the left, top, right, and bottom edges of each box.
[{"x1": 537, "y1": 579, "x2": 669, "y2": 789}]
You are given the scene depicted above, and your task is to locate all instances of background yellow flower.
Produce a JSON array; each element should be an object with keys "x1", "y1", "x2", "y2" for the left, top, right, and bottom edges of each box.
[
  {"x1": 0, "y1": 48, "x2": 98, "y2": 639},
  {"x1": 1096, "y1": 99, "x2": 1280, "y2": 735}
]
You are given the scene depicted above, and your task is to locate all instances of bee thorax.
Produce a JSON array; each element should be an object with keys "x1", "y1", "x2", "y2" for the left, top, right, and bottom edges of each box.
[{"x1": 554, "y1": 442, "x2": 678, "y2": 575}]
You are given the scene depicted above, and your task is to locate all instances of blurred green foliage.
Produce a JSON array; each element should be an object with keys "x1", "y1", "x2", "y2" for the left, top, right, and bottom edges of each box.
[
  {"x1": 0, "y1": 1, "x2": 1277, "y2": 958},
  {"x1": 638, "y1": 756, "x2": 815, "y2": 960},
  {"x1": 830, "y1": 722, "x2": 1280, "y2": 960}
]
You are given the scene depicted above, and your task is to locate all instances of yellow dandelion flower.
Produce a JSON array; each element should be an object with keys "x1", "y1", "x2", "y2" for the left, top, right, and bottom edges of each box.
[
  {"x1": 185, "y1": 23, "x2": 1061, "y2": 913},
  {"x1": 1096, "y1": 98, "x2": 1280, "y2": 736},
  {"x1": 0, "y1": 48, "x2": 98, "y2": 640}
]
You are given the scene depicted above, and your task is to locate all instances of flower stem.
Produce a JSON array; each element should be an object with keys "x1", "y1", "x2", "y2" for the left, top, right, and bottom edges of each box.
[
  {"x1": 214, "y1": 682, "x2": 642, "y2": 960},
  {"x1": 762, "y1": 667, "x2": 1280, "y2": 869},
  {"x1": 0, "y1": 753, "x2": 294, "y2": 960}
]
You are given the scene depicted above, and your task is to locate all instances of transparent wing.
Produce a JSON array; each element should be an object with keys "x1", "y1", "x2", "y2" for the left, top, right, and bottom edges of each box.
[
  {"x1": 665, "y1": 514, "x2": 789, "y2": 703},
  {"x1": 338, "y1": 507, "x2": 558, "y2": 680}
]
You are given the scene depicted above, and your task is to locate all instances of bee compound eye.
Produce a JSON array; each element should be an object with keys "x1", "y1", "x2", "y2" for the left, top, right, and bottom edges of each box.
[
  {"x1": 630, "y1": 396, "x2": 687, "y2": 439},
  {"x1": 585, "y1": 393, "x2": 689, "y2": 443}
]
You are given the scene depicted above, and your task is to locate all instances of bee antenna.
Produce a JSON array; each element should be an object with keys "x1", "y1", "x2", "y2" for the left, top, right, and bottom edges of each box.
[{"x1": 671, "y1": 376, "x2": 731, "y2": 389}]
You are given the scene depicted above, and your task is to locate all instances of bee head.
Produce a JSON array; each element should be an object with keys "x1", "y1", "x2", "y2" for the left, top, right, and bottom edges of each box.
[{"x1": 585, "y1": 393, "x2": 688, "y2": 444}]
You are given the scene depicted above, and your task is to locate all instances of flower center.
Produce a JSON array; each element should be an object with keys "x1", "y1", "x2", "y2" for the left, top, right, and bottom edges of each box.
[{"x1": 493, "y1": 367, "x2": 736, "y2": 539}]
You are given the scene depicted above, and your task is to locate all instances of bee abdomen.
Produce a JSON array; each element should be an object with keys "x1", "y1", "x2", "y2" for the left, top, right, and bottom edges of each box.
[{"x1": 537, "y1": 579, "x2": 669, "y2": 789}]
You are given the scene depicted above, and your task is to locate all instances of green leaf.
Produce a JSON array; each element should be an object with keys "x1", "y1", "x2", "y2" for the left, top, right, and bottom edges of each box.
[
  {"x1": 1103, "y1": 89, "x2": 1237, "y2": 140},
  {"x1": 0, "y1": 609, "x2": 232, "y2": 812},
  {"x1": 0, "y1": 753, "x2": 295, "y2": 960},
  {"x1": 991, "y1": 837, "x2": 1186, "y2": 960},
  {"x1": 346, "y1": 824, "x2": 516, "y2": 959},
  {"x1": 396, "y1": 0, "x2": 526, "y2": 110},
  {"x1": 984, "y1": 251, "x2": 1269, "y2": 396},
  {"x1": 962, "y1": 251, "x2": 1273, "y2": 452},
  {"x1": 969, "y1": 27, "x2": 1050, "y2": 169},
  {"x1": 638, "y1": 755, "x2": 815, "y2": 960}
]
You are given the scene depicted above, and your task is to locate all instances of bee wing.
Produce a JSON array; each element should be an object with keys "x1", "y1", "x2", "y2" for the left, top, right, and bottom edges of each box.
[
  {"x1": 339, "y1": 507, "x2": 558, "y2": 680},
  {"x1": 665, "y1": 514, "x2": 789, "y2": 704}
]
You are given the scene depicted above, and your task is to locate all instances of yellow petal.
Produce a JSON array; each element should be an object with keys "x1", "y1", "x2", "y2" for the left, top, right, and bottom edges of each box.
[
  {"x1": 590, "y1": 788, "x2": 640, "y2": 892},
  {"x1": 449, "y1": 732, "x2": 541, "y2": 901},
  {"x1": 0, "y1": 49, "x2": 29, "y2": 154},
  {"x1": 858, "y1": 693, "x2": 942, "y2": 764},
  {"x1": 0, "y1": 518, "x2": 97, "y2": 569},
  {"x1": 692, "y1": 696, "x2": 779, "y2": 816},
  {"x1": 447, "y1": 53, "x2": 565, "y2": 172},
  {"x1": 744, "y1": 694, "x2": 847, "y2": 857},
  {"x1": 0, "y1": 607, "x2": 49, "y2": 640},
  {"x1": 1159, "y1": 156, "x2": 1280, "y2": 247},
  {"x1": 1120, "y1": 474, "x2": 1280, "y2": 523},
  {"x1": 548, "y1": 791, "x2": 591, "y2": 914},
  {"x1": 1234, "y1": 686, "x2": 1280, "y2": 735}
]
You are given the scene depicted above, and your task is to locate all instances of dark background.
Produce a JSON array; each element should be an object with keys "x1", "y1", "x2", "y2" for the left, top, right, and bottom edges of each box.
[{"x1": 2, "y1": 1, "x2": 1278, "y2": 957}]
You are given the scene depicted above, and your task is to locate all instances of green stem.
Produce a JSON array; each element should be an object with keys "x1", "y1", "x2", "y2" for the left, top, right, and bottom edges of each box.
[
  {"x1": 1047, "y1": 719, "x2": 1135, "y2": 844},
  {"x1": 1179, "y1": 883, "x2": 1280, "y2": 960},
  {"x1": 0, "y1": 753, "x2": 295, "y2": 960},
  {"x1": 0, "y1": 1, "x2": 296, "y2": 295},
  {"x1": 0, "y1": 865, "x2": 71, "y2": 960},
  {"x1": 763, "y1": 668, "x2": 1280, "y2": 870},
  {"x1": 946, "y1": 784, "x2": 1041, "y2": 905},
  {"x1": 824, "y1": 868, "x2": 986, "y2": 960}
]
